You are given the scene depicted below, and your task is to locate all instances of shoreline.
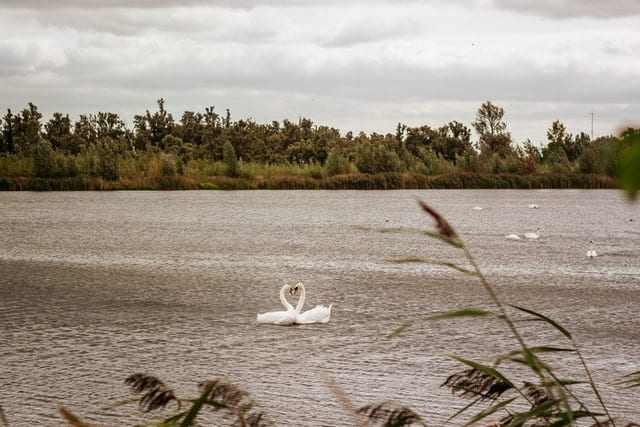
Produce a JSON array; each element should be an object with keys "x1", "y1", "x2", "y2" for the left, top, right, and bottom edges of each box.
[{"x1": 0, "y1": 171, "x2": 617, "y2": 191}]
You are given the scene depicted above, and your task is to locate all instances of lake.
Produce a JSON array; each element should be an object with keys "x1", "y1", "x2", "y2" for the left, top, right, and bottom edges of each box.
[{"x1": 1, "y1": 189, "x2": 639, "y2": 425}]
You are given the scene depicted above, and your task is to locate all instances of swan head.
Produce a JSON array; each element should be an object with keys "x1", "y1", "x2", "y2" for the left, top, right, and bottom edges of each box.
[{"x1": 290, "y1": 282, "x2": 303, "y2": 296}]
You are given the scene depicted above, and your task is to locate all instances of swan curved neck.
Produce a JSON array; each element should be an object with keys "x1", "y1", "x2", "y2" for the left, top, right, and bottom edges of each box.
[
  {"x1": 279, "y1": 285, "x2": 294, "y2": 311},
  {"x1": 295, "y1": 283, "x2": 306, "y2": 313}
]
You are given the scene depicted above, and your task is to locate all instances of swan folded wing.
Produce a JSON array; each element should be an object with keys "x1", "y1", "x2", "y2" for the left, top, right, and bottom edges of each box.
[
  {"x1": 257, "y1": 309, "x2": 297, "y2": 325},
  {"x1": 297, "y1": 304, "x2": 332, "y2": 324}
]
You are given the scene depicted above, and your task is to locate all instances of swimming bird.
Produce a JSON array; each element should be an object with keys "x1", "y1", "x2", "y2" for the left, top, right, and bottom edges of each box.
[
  {"x1": 291, "y1": 283, "x2": 332, "y2": 324},
  {"x1": 256, "y1": 285, "x2": 297, "y2": 325},
  {"x1": 587, "y1": 240, "x2": 598, "y2": 258},
  {"x1": 525, "y1": 228, "x2": 540, "y2": 239},
  {"x1": 505, "y1": 234, "x2": 521, "y2": 240}
]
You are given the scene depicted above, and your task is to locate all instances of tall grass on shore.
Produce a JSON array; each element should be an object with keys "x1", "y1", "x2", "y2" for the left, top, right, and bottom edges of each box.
[{"x1": 0, "y1": 150, "x2": 618, "y2": 191}]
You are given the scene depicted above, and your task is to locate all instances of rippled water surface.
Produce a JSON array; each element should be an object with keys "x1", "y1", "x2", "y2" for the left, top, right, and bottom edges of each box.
[{"x1": 1, "y1": 190, "x2": 639, "y2": 425}]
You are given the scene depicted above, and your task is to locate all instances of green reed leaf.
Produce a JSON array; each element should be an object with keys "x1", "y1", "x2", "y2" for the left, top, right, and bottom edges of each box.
[
  {"x1": 158, "y1": 410, "x2": 189, "y2": 427},
  {"x1": 387, "y1": 258, "x2": 477, "y2": 276},
  {"x1": 465, "y1": 397, "x2": 517, "y2": 427},
  {"x1": 510, "y1": 305, "x2": 572, "y2": 339},
  {"x1": 505, "y1": 346, "x2": 575, "y2": 357},
  {"x1": 388, "y1": 309, "x2": 492, "y2": 339},
  {"x1": 615, "y1": 370, "x2": 640, "y2": 388},
  {"x1": 445, "y1": 397, "x2": 482, "y2": 423},
  {"x1": 449, "y1": 355, "x2": 514, "y2": 388},
  {"x1": 504, "y1": 399, "x2": 559, "y2": 427},
  {"x1": 388, "y1": 257, "x2": 426, "y2": 264},
  {"x1": 428, "y1": 309, "x2": 494, "y2": 321},
  {"x1": 388, "y1": 321, "x2": 414, "y2": 339},
  {"x1": 617, "y1": 132, "x2": 640, "y2": 200},
  {"x1": 541, "y1": 379, "x2": 586, "y2": 387},
  {"x1": 553, "y1": 410, "x2": 605, "y2": 422},
  {"x1": 180, "y1": 381, "x2": 217, "y2": 427}
]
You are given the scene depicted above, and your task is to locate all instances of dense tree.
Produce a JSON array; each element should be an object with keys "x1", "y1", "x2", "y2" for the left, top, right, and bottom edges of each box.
[
  {"x1": 473, "y1": 101, "x2": 513, "y2": 157},
  {"x1": 324, "y1": 148, "x2": 352, "y2": 176},
  {"x1": 517, "y1": 139, "x2": 542, "y2": 174},
  {"x1": 579, "y1": 135, "x2": 619, "y2": 175},
  {"x1": 355, "y1": 139, "x2": 401, "y2": 174},
  {"x1": 0, "y1": 99, "x2": 630, "y2": 188},
  {"x1": 74, "y1": 114, "x2": 98, "y2": 147},
  {"x1": 178, "y1": 111, "x2": 204, "y2": 146},
  {"x1": 1, "y1": 109, "x2": 14, "y2": 153},
  {"x1": 565, "y1": 131, "x2": 590, "y2": 162},
  {"x1": 135, "y1": 98, "x2": 174, "y2": 147},
  {"x1": 404, "y1": 125, "x2": 436, "y2": 156},
  {"x1": 32, "y1": 139, "x2": 56, "y2": 178},
  {"x1": 433, "y1": 121, "x2": 473, "y2": 162},
  {"x1": 543, "y1": 120, "x2": 570, "y2": 164},
  {"x1": 12, "y1": 102, "x2": 42, "y2": 154},
  {"x1": 44, "y1": 112, "x2": 72, "y2": 150},
  {"x1": 94, "y1": 112, "x2": 126, "y2": 141}
]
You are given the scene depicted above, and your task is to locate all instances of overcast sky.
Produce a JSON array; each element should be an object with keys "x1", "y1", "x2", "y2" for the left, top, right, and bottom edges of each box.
[{"x1": 1, "y1": 0, "x2": 639, "y2": 145}]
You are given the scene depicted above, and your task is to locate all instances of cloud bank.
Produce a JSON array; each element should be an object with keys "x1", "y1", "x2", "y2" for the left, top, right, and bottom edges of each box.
[{"x1": 1, "y1": 1, "x2": 638, "y2": 143}]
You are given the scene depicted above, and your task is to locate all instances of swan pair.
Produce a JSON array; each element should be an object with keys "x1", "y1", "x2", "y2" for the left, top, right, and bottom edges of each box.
[
  {"x1": 505, "y1": 228, "x2": 540, "y2": 240},
  {"x1": 256, "y1": 283, "x2": 332, "y2": 326}
]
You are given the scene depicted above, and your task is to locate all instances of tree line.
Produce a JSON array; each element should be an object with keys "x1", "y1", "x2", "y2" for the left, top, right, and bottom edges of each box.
[{"x1": 0, "y1": 98, "x2": 636, "y2": 190}]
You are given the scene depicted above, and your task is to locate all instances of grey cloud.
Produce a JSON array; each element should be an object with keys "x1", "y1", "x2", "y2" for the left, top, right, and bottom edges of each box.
[
  {"x1": 0, "y1": 0, "x2": 341, "y2": 9},
  {"x1": 320, "y1": 18, "x2": 424, "y2": 47},
  {"x1": 28, "y1": 7, "x2": 282, "y2": 41},
  {"x1": 493, "y1": 0, "x2": 640, "y2": 19}
]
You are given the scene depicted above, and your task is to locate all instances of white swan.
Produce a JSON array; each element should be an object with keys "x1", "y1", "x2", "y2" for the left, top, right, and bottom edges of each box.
[
  {"x1": 587, "y1": 240, "x2": 598, "y2": 258},
  {"x1": 472, "y1": 206, "x2": 483, "y2": 211},
  {"x1": 527, "y1": 204, "x2": 539, "y2": 209},
  {"x1": 291, "y1": 283, "x2": 332, "y2": 324},
  {"x1": 256, "y1": 285, "x2": 297, "y2": 325},
  {"x1": 505, "y1": 233, "x2": 521, "y2": 240},
  {"x1": 525, "y1": 228, "x2": 540, "y2": 239}
]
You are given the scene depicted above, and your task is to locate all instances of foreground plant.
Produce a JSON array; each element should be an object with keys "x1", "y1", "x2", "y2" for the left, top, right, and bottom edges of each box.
[
  {"x1": 360, "y1": 198, "x2": 638, "y2": 427},
  {"x1": 59, "y1": 374, "x2": 272, "y2": 427}
]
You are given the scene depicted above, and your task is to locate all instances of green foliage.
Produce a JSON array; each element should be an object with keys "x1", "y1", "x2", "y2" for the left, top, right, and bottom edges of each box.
[
  {"x1": 222, "y1": 141, "x2": 239, "y2": 177},
  {"x1": 0, "y1": 100, "x2": 635, "y2": 192},
  {"x1": 473, "y1": 101, "x2": 513, "y2": 157},
  {"x1": 355, "y1": 141, "x2": 402, "y2": 174},
  {"x1": 32, "y1": 139, "x2": 56, "y2": 178},
  {"x1": 324, "y1": 148, "x2": 352, "y2": 176},
  {"x1": 95, "y1": 142, "x2": 119, "y2": 181},
  {"x1": 159, "y1": 153, "x2": 177, "y2": 177},
  {"x1": 617, "y1": 128, "x2": 640, "y2": 200}
]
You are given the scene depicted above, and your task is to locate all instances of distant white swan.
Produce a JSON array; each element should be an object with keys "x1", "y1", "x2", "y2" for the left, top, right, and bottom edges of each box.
[
  {"x1": 291, "y1": 283, "x2": 332, "y2": 324},
  {"x1": 256, "y1": 285, "x2": 297, "y2": 325},
  {"x1": 505, "y1": 233, "x2": 521, "y2": 240},
  {"x1": 587, "y1": 240, "x2": 598, "y2": 258},
  {"x1": 525, "y1": 228, "x2": 540, "y2": 239},
  {"x1": 527, "y1": 204, "x2": 539, "y2": 209},
  {"x1": 473, "y1": 206, "x2": 483, "y2": 211}
]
